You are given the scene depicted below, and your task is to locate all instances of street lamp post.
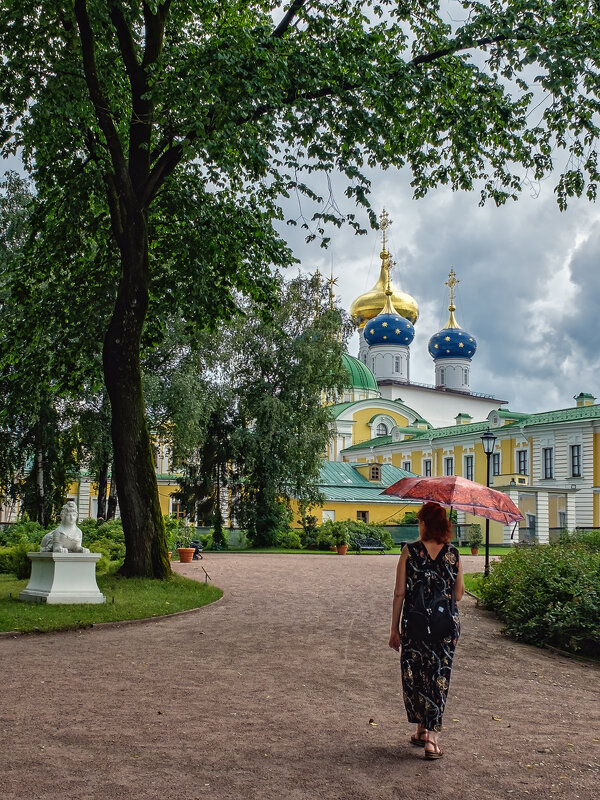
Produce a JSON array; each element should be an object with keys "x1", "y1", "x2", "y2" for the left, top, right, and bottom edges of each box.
[{"x1": 480, "y1": 428, "x2": 497, "y2": 578}]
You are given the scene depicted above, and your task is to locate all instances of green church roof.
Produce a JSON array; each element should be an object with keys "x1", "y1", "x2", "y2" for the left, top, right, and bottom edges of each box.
[{"x1": 341, "y1": 353, "x2": 379, "y2": 393}]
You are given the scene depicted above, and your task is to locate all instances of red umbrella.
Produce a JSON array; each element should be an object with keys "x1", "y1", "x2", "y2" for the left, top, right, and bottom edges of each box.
[{"x1": 381, "y1": 475, "x2": 524, "y2": 525}]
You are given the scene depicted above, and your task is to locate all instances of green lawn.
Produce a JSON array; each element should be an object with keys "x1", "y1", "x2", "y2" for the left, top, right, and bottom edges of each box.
[
  {"x1": 0, "y1": 572, "x2": 223, "y2": 634},
  {"x1": 464, "y1": 573, "x2": 483, "y2": 596}
]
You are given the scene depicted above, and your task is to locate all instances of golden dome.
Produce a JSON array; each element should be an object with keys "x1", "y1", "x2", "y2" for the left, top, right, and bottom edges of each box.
[{"x1": 350, "y1": 250, "x2": 419, "y2": 327}]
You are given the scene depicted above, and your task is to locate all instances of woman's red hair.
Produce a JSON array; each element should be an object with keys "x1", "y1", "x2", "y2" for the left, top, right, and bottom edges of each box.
[{"x1": 417, "y1": 502, "x2": 453, "y2": 544}]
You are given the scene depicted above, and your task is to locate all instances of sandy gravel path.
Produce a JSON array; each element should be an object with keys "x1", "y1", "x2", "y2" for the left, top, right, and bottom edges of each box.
[{"x1": 1, "y1": 553, "x2": 598, "y2": 800}]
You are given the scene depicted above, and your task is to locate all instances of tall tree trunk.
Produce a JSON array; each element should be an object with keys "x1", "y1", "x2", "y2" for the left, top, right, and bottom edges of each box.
[
  {"x1": 34, "y1": 443, "x2": 46, "y2": 527},
  {"x1": 96, "y1": 459, "x2": 109, "y2": 520},
  {"x1": 103, "y1": 222, "x2": 170, "y2": 578},
  {"x1": 107, "y1": 464, "x2": 118, "y2": 521},
  {"x1": 33, "y1": 417, "x2": 49, "y2": 527}
]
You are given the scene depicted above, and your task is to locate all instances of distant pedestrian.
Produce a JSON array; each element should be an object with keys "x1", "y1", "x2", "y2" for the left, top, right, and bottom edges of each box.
[{"x1": 389, "y1": 502, "x2": 465, "y2": 759}]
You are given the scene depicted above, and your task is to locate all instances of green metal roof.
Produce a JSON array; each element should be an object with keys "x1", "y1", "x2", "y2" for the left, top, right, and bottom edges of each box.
[
  {"x1": 341, "y1": 404, "x2": 600, "y2": 453},
  {"x1": 502, "y1": 403, "x2": 600, "y2": 428},
  {"x1": 342, "y1": 435, "x2": 393, "y2": 452},
  {"x1": 327, "y1": 401, "x2": 360, "y2": 419},
  {"x1": 494, "y1": 409, "x2": 530, "y2": 421},
  {"x1": 341, "y1": 353, "x2": 379, "y2": 392},
  {"x1": 318, "y1": 461, "x2": 415, "y2": 503}
]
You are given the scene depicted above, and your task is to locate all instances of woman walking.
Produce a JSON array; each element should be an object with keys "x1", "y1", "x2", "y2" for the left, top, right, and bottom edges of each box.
[{"x1": 389, "y1": 502, "x2": 465, "y2": 759}]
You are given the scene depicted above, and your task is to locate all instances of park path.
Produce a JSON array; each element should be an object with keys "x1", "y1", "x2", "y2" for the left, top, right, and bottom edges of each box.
[{"x1": 0, "y1": 553, "x2": 598, "y2": 800}]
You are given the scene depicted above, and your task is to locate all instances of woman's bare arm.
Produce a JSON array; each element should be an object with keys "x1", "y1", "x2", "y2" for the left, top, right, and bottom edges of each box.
[
  {"x1": 454, "y1": 557, "x2": 465, "y2": 602},
  {"x1": 389, "y1": 546, "x2": 408, "y2": 651}
]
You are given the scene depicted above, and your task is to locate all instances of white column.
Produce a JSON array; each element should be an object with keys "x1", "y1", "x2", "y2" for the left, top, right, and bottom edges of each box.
[
  {"x1": 536, "y1": 492, "x2": 550, "y2": 544},
  {"x1": 77, "y1": 479, "x2": 91, "y2": 520},
  {"x1": 503, "y1": 489, "x2": 521, "y2": 545},
  {"x1": 566, "y1": 492, "x2": 577, "y2": 532}
]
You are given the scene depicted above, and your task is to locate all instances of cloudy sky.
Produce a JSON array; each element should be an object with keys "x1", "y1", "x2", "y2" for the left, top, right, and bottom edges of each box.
[
  {"x1": 279, "y1": 167, "x2": 600, "y2": 415},
  {"x1": 6, "y1": 150, "x2": 596, "y2": 416}
]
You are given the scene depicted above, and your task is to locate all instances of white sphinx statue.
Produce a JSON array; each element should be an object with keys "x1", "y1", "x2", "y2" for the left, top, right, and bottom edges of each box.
[{"x1": 40, "y1": 501, "x2": 90, "y2": 554}]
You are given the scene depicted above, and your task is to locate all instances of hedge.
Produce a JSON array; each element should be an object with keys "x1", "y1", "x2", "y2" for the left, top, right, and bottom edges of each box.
[{"x1": 478, "y1": 531, "x2": 600, "y2": 658}]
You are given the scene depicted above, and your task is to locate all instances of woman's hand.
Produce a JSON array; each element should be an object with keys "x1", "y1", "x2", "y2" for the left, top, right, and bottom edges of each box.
[{"x1": 389, "y1": 629, "x2": 401, "y2": 652}]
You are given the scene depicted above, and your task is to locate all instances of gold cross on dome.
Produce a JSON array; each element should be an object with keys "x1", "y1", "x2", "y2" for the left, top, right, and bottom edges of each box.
[
  {"x1": 380, "y1": 208, "x2": 391, "y2": 251},
  {"x1": 445, "y1": 269, "x2": 459, "y2": 309}
]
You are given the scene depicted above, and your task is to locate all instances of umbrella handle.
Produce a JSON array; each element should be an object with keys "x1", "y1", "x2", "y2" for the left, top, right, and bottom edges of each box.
[{"x1": 510, "y1": 521, "x2": 518, "y2": 540}]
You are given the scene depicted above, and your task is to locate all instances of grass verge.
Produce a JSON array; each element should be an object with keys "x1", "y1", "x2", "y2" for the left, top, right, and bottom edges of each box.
[
  {"x1": 464, "y1": 573, "x2": 483, "y2": 597},
  {"x1": 0, "y1": 571, "x2": 223, "y2": 634}
]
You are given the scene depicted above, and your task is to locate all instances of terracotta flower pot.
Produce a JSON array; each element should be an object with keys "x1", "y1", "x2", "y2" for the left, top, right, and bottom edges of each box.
[
  {"x1": 470, "y1": 547, "x2": 479, "y2": 555},
  {"x1": 177, "y1": 547, "x2": 195, "y2": 563},
  {"x1": 337, "y1": 544, "x2": 348, "y2": 555}
]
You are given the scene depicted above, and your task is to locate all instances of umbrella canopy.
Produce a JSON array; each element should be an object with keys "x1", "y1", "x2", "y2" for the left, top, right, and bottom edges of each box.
[{"x1": 381, "y1": 475, "x2": 524, "y2": 525}]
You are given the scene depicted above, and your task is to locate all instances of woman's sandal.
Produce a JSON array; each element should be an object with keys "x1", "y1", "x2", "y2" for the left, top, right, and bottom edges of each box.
[
  {"x1": 424, "y1": 740, "x2": 443, "y2": 760},
  {"x1": 410, "y1": 731, "x2": 427, "y2": 747}
]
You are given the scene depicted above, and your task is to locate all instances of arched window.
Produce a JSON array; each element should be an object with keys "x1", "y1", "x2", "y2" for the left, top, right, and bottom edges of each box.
[
  {"x1": 376, "y1": 423, "x2": 388, "y2": 436},
  {"x1": 394, "y1": 356, "x2": 401, "y2": 373}
]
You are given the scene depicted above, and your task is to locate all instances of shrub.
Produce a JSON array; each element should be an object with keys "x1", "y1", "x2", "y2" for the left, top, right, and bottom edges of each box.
[
  {"x1": 163, "y1": 515, "x2": 190, "y2": 552},
  {"x1": 316, "y1": 529, "x2": 334, "y2": 550},
  {"x1": 345, "y1": 520, "x2": 393, "y2": 551},
  {"x1": 88, "y1": 535, "x2": 126, "y2": 563},
  {"x1": 561, "y1": 528, "x2": 600, "y2": 551},
  {"x1": 211, "y1": 525, "x2": 228, "y2": 549},
  {"x1": 402, "y1": 511, "x2": 419, "y2": 524},
  {"x1": 316, "y1": 520, "x2": 348, "y2": 549},
  {"x1": 0, "y1": 520, "x2": 46, "y2": 547},
  {"x1": 276, "y1": 530, "x2": 303, "y2": 549},
  {"x1": 467, "y1": 525, "x2": 483, "y2": 550},
  {"x1": 197, "y1": 533, "x2": 213, "y2": 549},
  {"x1": 0, "y1": 546, "x2": 13, "y2": 574},
  {"x1": 298, "y1": 513, "x2": 319, "y2": 547},
  {"x1": 5, "y1": 541, "x2": 40, "y2": 579},
  {"x1": 479, "y1": 539, "x2": 600, "y2": 658}
]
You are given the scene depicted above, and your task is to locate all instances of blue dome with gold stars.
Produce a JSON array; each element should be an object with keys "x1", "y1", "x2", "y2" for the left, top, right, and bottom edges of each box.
[
  {"x1": 428, "y1": 326, "x2": 477, "y2": 359},
  {"x1": 364, "y1": 305, "x2": 415, "y2": 347}
]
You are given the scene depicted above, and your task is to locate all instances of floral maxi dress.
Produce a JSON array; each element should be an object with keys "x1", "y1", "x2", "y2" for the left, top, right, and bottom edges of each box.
[{"x1": 400, "y1": 541, "x2": 461, "y2": 732}]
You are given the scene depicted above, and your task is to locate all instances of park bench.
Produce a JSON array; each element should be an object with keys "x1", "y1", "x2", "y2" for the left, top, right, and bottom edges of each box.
[{"x1": 355, "y1": 536, "x2": 385, "y2": 554}]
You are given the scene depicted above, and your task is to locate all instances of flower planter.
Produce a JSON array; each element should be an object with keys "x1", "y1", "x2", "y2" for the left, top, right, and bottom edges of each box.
[
  {"x1": 177, "y1": 547, "x2": 195, "y2": 563},
  {"x1": 470, "y1": 547, "x2": 479, "y2": 555},
  {"x1": 336, "y1": 544, "x2": 348, "y2": 555}
]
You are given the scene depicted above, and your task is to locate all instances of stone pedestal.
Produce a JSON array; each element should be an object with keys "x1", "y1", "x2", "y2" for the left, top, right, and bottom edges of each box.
[{"x1": 20, "y1": 552, "x2": 106, "y2": 604}]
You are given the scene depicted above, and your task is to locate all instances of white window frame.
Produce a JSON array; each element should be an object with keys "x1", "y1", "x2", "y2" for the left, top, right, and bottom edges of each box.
[
  {"x1": 444, "y1": 456, "x2": 454, "y2": 476},
  {"x1": 517, "y1": 449, "x2": 528, "y2": 475},
  {"x1": 543, "y1": 447, "x2": 554, "y2": 479},
  {"x1": 464, "y1": 454, "x2": 474, "y2": 481},
  {"x1": 169, "y1": 496, "x2": 185, "y2": 519},
  {"x1": 492, "y1": 452, "x2": 501, "y2": 476},
  {"x1": 570, "y1": 444, "x2": 582, "y2": 478}
]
